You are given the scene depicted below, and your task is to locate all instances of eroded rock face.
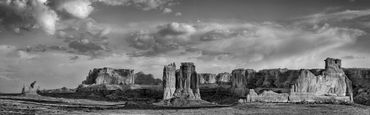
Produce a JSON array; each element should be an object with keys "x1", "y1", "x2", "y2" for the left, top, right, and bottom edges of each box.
[
  {"x1": 246, "y1": 89, "x2": 289, "y2": 103},
  {"x1": 343, "y1": 68, "x2": 370, "y2": 105},
  {"x1": 216, "y1": 72, "x2": 231, "y2": 84},
  {"x1": 290, "y1": 58, "x2": 353, "y2": 102},
  {"x1": 21, "y1": 81, "x2": 39, "y2": 96},
  {"x1": 198, "y1": 73, "x2": 217, "y2": 84},
  {"x1": 230, "y1": 69, "x2": 254, "y2": 97},
  {"x1": 163, "y1": 63, "x2": 176, "y2": 100},
  {"x1": 174, "y1": 62, "x2": 201, "y2": 100},
  {"x1": 82, "y1": 67, "x2": 135, "y2": 85}
]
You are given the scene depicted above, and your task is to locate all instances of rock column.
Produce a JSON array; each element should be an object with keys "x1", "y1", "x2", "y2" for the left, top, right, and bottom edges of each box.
[
  {"x1": 163, "y1": 63, "x2": 176, "y2": 100},
  {"x1": 174, "y1": 62, "x2": 201, "y2": 100}
]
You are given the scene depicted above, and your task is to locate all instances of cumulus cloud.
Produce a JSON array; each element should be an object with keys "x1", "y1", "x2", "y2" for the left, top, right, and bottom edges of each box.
[
  {"x1": 55, "y1": 18, "x2": 111, "y2": 58},
  {"x1": 175, "y1": 12, "x2": 182, "y2": 16},
  {"x1": 127, "y1": 22, "x2": 198, "y2": 56},
  {"x1": 0, "y1": 0, "x2": 174, "y2": 35},
  {"x1": 162, "y1": 7, "x2": 172, "y2": 14},
  {"x1": 126, "y1": 22, "x2": 365, "y2": 68},
  {"x1": 92, "y1": 0, "x2": 174, "y2": 11},
  {"x1": 0, "y1": 0, "x2": 59, "y2": 34},
  {"x1": 295, "y1": 9, "x2": 370, "y2": 26},
  {"x1": 54, "y1": 0, "x2": 93, "y2": 19}
]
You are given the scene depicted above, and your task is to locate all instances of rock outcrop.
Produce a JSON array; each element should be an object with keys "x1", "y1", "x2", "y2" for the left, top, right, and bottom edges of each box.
[
  {"x1": 160, "y1": 62, "x2": 210, "y2": 107},
  {"x1": 246, "y1": 89, "x2": 289, "y2": 103},
  {"x1": 216, "y1": 72, "x2": 231, "y2": 84},
  {"x1": 82, "y1": 67, "x2": 135, "y2": 85},
  {"x1": 243, "y1": 58, "x2": 353, "y2": 103},
  {"x1": 198, "y1": 73, "x2": 217, "y2": 84},
  {"x1": 289, "y1": 58, "x2": 353, "y2": 103},
  {"x1": 163, "y1": 63, "x2": 176, "y2": 100},
  {"x1": 343, "y1": 68, "x2": 370, "y2": 105},
  {"x1": 230, "y1": 69, "x2": 254, "y2": 97},
  {"x1": 173, "y1": 62, "x2": 201, "y2": 100},
  {"x1": 21, "y1": 81, "x2": 39, "y2": 96},
  {"x1": 291, "y1": 58, "x2": 350, "y2": 95}
]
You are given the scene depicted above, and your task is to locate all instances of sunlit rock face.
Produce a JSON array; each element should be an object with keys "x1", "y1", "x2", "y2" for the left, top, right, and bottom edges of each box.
[
  {"x1": 243, "y1": 58, "x2": 353, "y2": 103},
  {"x1": 160, "y1": 62, "x2": 206, "y2": 106},
  {"x1": 246, "y1": 89, "x2": 289, "y2": 103},
  {"x1": 198, "y1": 73, "x2": 217, "y2": 84},
  {"x1": 216, "y1": 72, "x2": 231, "y2": 84},
  {"x1": 82, "y1": 67, "x2": 135, "y2": 85},
  {"x1": 173, "y1": 62, "x2": 201, "y2": 100},
  {"x1": 21, "y1": 81, "x2": 39, "y2": 96},
  {"x1": 290, "y1": 58, "x2": 353, "y2": 102},
  {"x1": 163, "y1": 63, "x2": 176, "y2": 100},
  {"x1": 230, "y1": 69, "x2": 254, "y2": 97}
]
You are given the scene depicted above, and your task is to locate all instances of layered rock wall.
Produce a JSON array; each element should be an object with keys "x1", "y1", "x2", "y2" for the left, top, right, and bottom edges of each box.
[
  {"x1": 246, "y1": 89, "x2": 289, "y2": 103},
  {"x1": 291, "y1": 58, "x2": 350, "y2": 97},
  {"x1": 243, "y1": 58, "x2": 353, "y2": 103},
  {"x1": 82, "y1": 67, "x2": 135, "y2": 85},
  {"x1": 343, "y1": 68, "x2": 370, "y2": 105},
  {"x1": 198, "y1": 73, "x2": 217, "y2": 84},
  {"x1": 230, "y1": 69, "x2": 254, "y2": 97},
  {"x1": 216, "y1": 72, "x2": 231, "y2": 84}
]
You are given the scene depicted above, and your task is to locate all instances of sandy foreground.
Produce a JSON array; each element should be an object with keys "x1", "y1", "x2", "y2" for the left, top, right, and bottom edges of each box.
[{"x1": 0, "y1": 96, "x2": 369, "y2": 115}]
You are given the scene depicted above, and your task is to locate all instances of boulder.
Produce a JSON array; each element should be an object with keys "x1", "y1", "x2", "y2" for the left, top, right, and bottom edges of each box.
[
  {"x1": 163, "y1": 63, "x2": 176, "y2": 100},
  {"x1": 82, "y1": 67, "x2": 135, "y2": 85},
  {"x1": 21, "y1": 81, "x2": 39, "y2": 96}
]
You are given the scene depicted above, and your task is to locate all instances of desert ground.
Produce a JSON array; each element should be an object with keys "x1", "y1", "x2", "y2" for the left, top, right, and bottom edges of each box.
[{"x1": 1, "y1": 95, "x2": 369, "y2": 115}]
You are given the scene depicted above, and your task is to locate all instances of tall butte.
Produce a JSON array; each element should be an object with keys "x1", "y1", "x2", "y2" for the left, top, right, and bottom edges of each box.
[{"x1": 162, "y1": 62, "x2": 201, "y2": 100}]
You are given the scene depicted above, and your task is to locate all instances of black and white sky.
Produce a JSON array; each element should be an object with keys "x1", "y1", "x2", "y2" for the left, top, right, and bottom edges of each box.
[{"x1": 1, "y1": 0, "x2": 370, "y2": 92}]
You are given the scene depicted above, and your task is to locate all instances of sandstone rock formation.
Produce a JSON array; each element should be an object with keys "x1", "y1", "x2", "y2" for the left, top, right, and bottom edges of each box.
[
  {"x1": 82, "y1": 67, "x2": 135, "y2": 85},
  {"x1": 343, "y1": 68, "x2": 370, "y2": 105},
  {"x1": 216, "y1": 72, "x2": 231, "y2": 84},
  {"x1": 21, "y1": 81, "x2": 39, "y2": 96},
  {"x1": 289, "y1": 58, "x2": 353, "y2": 102},
  {"x1": 161, "y1": 62, "x2": 206, "y2": 107},
  {"x1": 163, "y1": 63, "x2": 176, "y2": 100},
  {"x1": 230, "y1": 69, "x2": 254, "y2": 97},
  {"x1": 198, "y1": 73, "x2": 217, "y2": 84},
  {"x1": 241, "y1": 58, "x2": 353, "y2": 103},
  {"x1": 246, "y1": 89, "x2": 289, "y2": 103},
  {"x1": 173, "y1": 62, "x2": 201, "y2": 100}
]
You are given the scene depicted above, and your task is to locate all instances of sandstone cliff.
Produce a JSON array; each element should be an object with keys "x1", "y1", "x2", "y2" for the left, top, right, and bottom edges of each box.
[
  {"x1": 291, "y1": 58, "x2": 351, "y2": 97},
  {"x1": 82, "y1": 67, "x2": 135, "y2": 85},
  {"x1": 198, "y1": 73, "x2": 217, "y2": 84},
  {"x1": 216, "y1": 72, "x2": 231, "y2": 84},
  {"x1": 230, "y1": 69, "x2": 254, "y2": 97},
  {"x1": 343, "y1": 68, "x2": 370, "y2": 105}
]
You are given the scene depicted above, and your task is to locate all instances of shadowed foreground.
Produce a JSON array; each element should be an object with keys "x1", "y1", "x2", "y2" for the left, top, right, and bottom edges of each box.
[{"x1": 0, "y1": 96, "x2": 369, "y2": 115}]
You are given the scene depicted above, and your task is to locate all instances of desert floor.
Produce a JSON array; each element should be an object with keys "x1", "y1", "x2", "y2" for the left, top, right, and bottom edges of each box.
[{"x1": 0, "y1": 96, "x2": 369, "y2": 115}]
